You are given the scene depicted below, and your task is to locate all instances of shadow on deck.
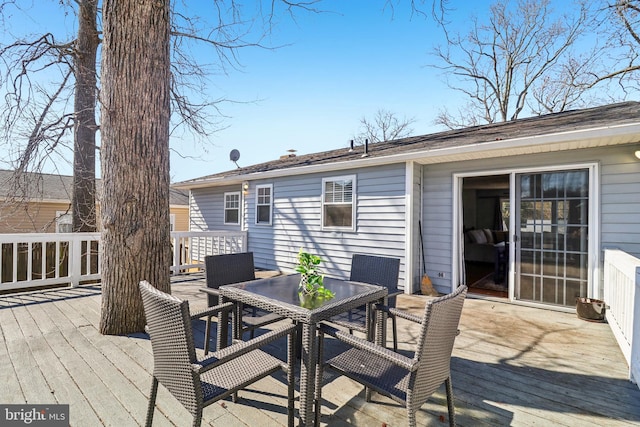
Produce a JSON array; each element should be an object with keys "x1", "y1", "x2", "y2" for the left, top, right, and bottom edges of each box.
[{"x1": 0, "y1": 276, "x2": 637, "y2": 426}]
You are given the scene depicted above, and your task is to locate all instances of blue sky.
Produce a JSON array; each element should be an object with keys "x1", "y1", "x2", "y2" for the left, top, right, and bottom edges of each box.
[
  {"x1": 2, "y1": 1, "x2": 601, "y2": 183},
  {"x1": 170, "y1": 1, "x2": 467, "y2": 182}
]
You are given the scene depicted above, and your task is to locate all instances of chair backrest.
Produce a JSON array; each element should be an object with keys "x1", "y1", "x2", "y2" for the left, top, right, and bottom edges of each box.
[
  {"x1": 139, "y1": 280, "x2": 201, "y2": 413},
  {"x1": 349, "y1": 254, "x2": 400, "y2": 307},
  {"x1": 410, "y1": 285, "x2": 467, "y2": 407},
  {"x1": 204, "y1": 252, "x2": 256, "y2": 306}
]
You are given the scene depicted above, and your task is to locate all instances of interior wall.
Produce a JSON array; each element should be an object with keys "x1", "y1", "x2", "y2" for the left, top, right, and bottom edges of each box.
[{"x1": 463, "y1": 177, "x2": 509, "y2": 231}]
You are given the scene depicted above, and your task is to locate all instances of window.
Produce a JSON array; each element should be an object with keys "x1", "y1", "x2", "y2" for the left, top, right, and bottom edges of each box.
[
  {"x1": 322, "y1": 175, "x2": 355, "y2": 230},
  {"x1": 170, "y1": 214, "x2": 176, "y2": 231},
  {"x1": 224, "y1": 192, "x2": 241, "y2": 224},
  {"x1": 56, "y1": 211, "x2": 72, "y2": 233},
  {"x1": 255, "y1": 184, "x2": 273, "y2": 225}
]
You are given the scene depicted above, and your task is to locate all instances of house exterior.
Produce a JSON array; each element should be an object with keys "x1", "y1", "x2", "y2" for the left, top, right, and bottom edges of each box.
[
  {"x1": 0, "y1": 170, "x2": 189, "y2": 233},
  {"x1": 175, "y1": 102, "x2": 640, "y2": 311}
]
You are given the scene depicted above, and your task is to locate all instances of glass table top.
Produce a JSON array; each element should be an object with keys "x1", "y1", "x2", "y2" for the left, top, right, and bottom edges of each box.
[{"x1": 220, "y1": 273, "x2": 386, "y2": 311}]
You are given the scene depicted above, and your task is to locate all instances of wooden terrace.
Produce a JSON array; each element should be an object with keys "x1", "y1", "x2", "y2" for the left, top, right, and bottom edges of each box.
[{"x1": 1, "y1": 273, "x2": 639, "y2": 426}]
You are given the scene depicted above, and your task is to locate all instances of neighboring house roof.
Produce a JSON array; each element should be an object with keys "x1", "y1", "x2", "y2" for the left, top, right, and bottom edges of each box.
[
  {"x1": 0, "y1": 170, "x2": 189, "y2": 206},
  {"x1": 175, "y1": 101, "x2": 640, "y2": 189}
]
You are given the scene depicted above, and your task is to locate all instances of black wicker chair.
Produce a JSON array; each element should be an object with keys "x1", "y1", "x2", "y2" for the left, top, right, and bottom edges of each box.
[
  {"x1": 139, "y1": 280, "x2": 295, "y2": 427},
  {"x1": 315, "y1": 285, "x2": 467, "y2": 427},
  {"x1": 201, "y1": 252, "x2": 284, "y2": 354},
  {"x1": 326, "y1": 254, "x2": 401, "y2": 350}
]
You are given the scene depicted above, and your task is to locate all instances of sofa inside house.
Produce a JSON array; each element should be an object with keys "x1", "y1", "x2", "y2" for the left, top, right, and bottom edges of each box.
[{"x1": 464, "y1": 228, "x2": 508, "y2": 264}]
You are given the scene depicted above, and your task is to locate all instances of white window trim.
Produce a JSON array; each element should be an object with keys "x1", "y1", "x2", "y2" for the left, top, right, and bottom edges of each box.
[
  {"x1": 321, "y1": 174, "x2": 356, "y2": 232},
  {"x1": 170, "y1": 213, "x2": 176, "y2": 231},
  {"x1": 255, "y1": 184, "x2": 273, "y2": 226},
  {"x1": 56, "y1": 211, "x2": 72, "y2": 233},
  {"x1": 224, "y1": 191, "x2": 241, "y2": 225}
]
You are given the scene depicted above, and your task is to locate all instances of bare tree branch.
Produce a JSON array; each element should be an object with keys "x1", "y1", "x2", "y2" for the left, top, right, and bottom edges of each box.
[
  {"x1": 432, "y1": 0, "x2": 596, "y2": 129},
  {"x1": 354, "y1": 109, "x2": 416, "y2": 144}
]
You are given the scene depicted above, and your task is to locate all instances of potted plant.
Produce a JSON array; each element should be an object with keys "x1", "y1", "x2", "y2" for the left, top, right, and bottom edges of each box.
[{"x1": 295, "y1": 248, "x2": 334, "y2": 299}]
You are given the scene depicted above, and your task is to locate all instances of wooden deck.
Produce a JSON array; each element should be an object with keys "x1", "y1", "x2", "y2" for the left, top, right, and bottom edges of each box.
[{"x1": 1, "y1": 273, "x2": 639, "y2": 426}]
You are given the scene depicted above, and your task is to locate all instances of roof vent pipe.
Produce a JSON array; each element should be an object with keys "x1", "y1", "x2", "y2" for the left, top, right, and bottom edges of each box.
[
  {"x1": 349, "y1": 139, "x2": 354, "y2": 152},
  {"x1": 362, "y1": 139, "x2": 369, "y2": 157}
]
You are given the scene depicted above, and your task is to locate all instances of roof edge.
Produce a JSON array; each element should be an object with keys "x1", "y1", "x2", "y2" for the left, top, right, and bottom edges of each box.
[{"x1": 175, "y1": 120, "x2": 640, "y2": 190}]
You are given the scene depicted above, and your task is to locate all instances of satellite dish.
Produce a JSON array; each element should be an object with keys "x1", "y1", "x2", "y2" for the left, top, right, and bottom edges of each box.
[{"x1": 229, "y1": 149, "x2": 241, "y2": 168}]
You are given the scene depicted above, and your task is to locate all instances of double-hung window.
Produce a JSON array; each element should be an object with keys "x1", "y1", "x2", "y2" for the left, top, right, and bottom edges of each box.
[
  {"x1": 56, "y1": 211, "x2": 72, "y2": 233},
  {"x1": 255, "y1": 184, "x2": 273, "y2": 225},
  {"x1": 322, "y1": 175, "x2": 355, "y2": 231},
  {"x1": 224, "y1": 192, "x2": 241, "y2": 224}
]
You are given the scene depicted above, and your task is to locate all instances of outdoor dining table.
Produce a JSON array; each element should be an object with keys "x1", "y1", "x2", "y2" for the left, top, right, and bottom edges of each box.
[{"x1": 218, "y1": 273, "x2": 388, "y2": 427}]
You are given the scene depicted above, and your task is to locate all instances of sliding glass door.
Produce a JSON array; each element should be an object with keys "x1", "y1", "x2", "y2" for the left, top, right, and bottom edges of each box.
[{"x1": 515, "y1": 170, "x2": 590, "y2": 307}]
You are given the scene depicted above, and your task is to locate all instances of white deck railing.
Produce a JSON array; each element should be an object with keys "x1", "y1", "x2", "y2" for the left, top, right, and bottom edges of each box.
[
  {"x1": 0, "y1": 232, "x2": 101, "y2": 291},
  {"x1": 0, "y1": 230, "x2": 247, "y2": 292},
  {"x1": 604, "y1": 248, "x2": 640, "y2": 384},
  {"x1": 170, "y1": 231, "x2": 247, "y2": 273}
]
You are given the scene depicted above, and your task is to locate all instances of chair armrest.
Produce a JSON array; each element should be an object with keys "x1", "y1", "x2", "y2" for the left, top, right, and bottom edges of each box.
[
  {"x1": 190, "y1": 302, "x2": 234, "y2": 321},
  {"x1": 374, "y1": 305, "x2": 422, "y2": 325},
  {"x1": 387, "y1": 307, "x2": 422, "y2": 324},
  {"x1": 193, "y1": 324, "x2": 297, "y2": 374},
  {"x1": 319, "y1": 324, "x2": 416, "y2": 371}
]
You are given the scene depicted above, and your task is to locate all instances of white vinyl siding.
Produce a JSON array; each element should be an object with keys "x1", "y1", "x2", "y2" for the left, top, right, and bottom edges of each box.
[
  {"x1": 190, "y1": 185, "x2": 243, "y2": 231},
  {"x1": 245, "y1": 164, "x2": 407, "y2": 289}
]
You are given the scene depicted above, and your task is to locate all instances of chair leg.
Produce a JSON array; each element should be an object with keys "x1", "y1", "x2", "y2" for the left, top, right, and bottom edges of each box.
[
  {"x1": 392, "y1": 316, "x2": 398, "y2": 352},
  {"x1": 145, "y1": 377, "x2": 159, "y2": 427},
  {"x1": 192, "y1": 406, "x2": 203, "y2": 427},
  {"x1": 204, "y1": 315, "x2": 212, "y2": 355},
  {"x1": 445, "y1": 376, "x2": 456, "y2": 427},
  {"x1": 407, "y1": 409, "x2": 417, "y2": 427},
  {"x1": 314, "y1": 328, "x2": 325, "y2": 427},
  {"x1": 287, "y1": 328, "x2": 296, "y2": 427}
]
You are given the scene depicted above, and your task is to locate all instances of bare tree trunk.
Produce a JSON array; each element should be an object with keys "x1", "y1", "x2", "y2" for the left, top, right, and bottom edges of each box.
[
  {"x1": 72, "y1": 0, "x2": 99, "y2": 233},
  {"x1": 100, "y1": 0, "x2": 171, "y2": 335}
]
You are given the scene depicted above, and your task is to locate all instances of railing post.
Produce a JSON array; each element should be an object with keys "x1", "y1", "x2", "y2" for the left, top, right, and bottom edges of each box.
[
  {"x1": 69, "y1": 236, "x2": 82, "y2": 287},
  {"x1": 632, "y1": 267, "x2": 640, "y2": 385},
  {"x1": 171, "y1": 233, "x2": 181, "y2": 274}
]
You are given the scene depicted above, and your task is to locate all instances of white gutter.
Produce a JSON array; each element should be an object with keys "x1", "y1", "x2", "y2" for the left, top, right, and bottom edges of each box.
[{"x1": 175, "y1": 122, "x2": 640, "y2": 190}]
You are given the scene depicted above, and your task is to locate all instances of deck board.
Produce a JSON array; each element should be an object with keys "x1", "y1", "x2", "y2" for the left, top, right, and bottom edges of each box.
[{"x1": 0, "y1": 277, "x2": 639, "y2": 426}]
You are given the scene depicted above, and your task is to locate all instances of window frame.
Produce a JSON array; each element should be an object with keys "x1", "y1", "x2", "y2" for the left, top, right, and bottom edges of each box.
[
  {"x1": 55, "y1": 211, "x2": 72, "y2": 233},
  {"x1": 321, "y1": 175, "x2": 356, "y2": 231},
  {"x1": 224, "y1": 191, "x2": 241, "y2": 225},
  {"x1": 255, "y1": 184, "x2": 273, "y2": 226}
]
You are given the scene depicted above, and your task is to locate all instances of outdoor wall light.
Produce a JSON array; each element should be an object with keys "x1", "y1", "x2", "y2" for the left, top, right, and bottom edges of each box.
[
  {"x1": 635, "y1": 150, "x2": 640, "y2": 160},
  {"x1": 242, "y1": 181, "x2": 249, "y2": 194}
]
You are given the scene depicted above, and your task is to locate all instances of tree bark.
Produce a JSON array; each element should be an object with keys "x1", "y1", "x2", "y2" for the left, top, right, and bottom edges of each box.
[
  {"x1": 100, "y1": 0, "x2": 171, "y2": 335},
  {"x1": 72, "y1": 0, "x2": 99, "y2": 232}
]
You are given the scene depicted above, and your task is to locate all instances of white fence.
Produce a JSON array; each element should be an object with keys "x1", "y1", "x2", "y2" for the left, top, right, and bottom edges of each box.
[
  {"x1": 604, "y1": 249, "x2": 640, "y2": 384},
  {"x1": 0, "y1": 230, "x2": 247, "y2": 292},
  {"x1": 170, "y1": 231, "x2": 247, "y2": 273}
]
